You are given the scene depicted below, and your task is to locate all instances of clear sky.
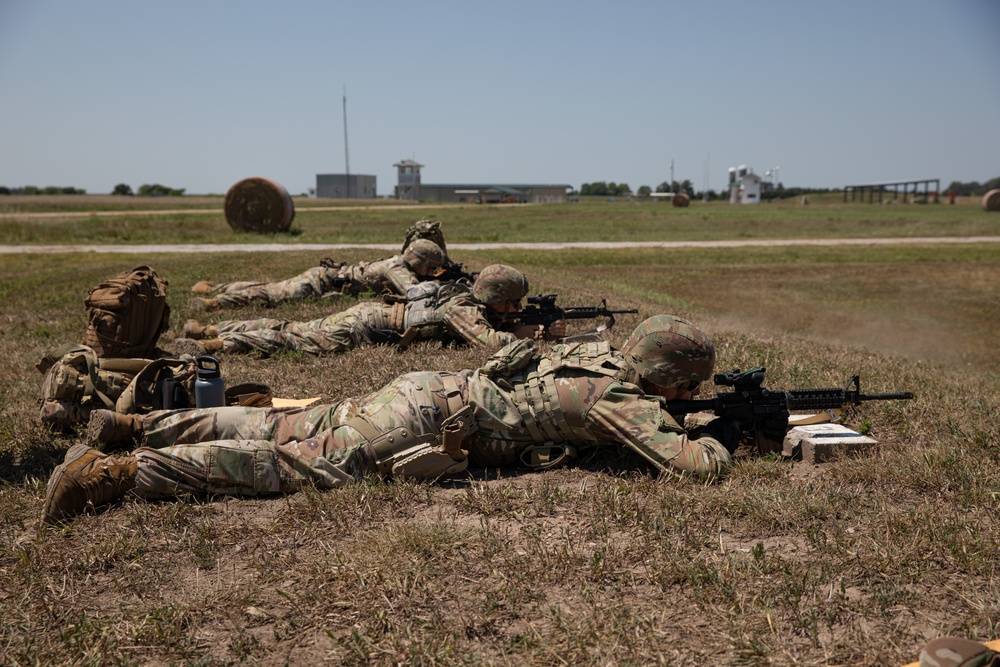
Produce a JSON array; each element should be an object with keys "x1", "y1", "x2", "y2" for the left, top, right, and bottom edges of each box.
[{"x1": 2, "y1": 0, "x2": 998, "y2": 196}]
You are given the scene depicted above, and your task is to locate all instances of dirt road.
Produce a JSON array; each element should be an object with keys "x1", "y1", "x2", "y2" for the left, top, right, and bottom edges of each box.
[{"x1": 1, "y1": 236, "x2": 998, "y2": 254}]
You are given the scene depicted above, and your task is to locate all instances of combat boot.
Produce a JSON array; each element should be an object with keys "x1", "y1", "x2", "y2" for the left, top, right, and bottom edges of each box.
[
  {"x1": 171, "y1": 337, "x2": 225, "y2": 357},
  {"x1": 88, "y1": 409, "x2": 143, "y2": 449},
  {"x1": 920, "y1": 638, "x2": 1000, "y2": 667},
  {"x1": 190, "y1": 297, "x2": 221, "y2": 312},
  {"x1": 41, "y1": 444, "x2": 137, "y2": 524},
  {"x1": 191, "y1": 280, "x2": 216, "y2": 294},
  {"x1": 200, "y1": 338, "x2": 225, "y2": 353},
  {"x1": 183, "y1": 320, "x2": 218, "y2": 340}
]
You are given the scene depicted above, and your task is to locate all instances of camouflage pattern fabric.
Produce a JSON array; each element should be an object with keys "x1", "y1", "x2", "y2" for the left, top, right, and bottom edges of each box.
[
  {"x1": 129, "y1": 342, "x2": 731, "y2": 499},
  {"x1": 211, "y1": 289, "x2": 517, "y2": 356},
  {"x1": 204, "y1": 255, "x2": 423, "y2": 308},
  {"x1": 620, "y1": 314, "x2": 716, "y2": 387},
  {"x1": 472, "y1": 264, "x2": 529, "y2": 306}
]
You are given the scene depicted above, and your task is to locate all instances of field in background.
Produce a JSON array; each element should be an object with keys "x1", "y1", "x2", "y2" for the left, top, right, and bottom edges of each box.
[
  {"x1": 0, "y1": 194, "x2": 996, "y2": 245},
  {"x1": 0, "y1": 200, "x2": 998, "y2": 665}
]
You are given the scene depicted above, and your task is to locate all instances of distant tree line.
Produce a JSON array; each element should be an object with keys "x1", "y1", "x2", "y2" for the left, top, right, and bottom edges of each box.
[
  {"x1": 0, "y1": 186, "x2": 87, "y2": 195},
  {"x1": 0, "y1": 183, "x2": 187, "y2": 196},
  {"x1": 579, "y1": 182, "x2": 633, "y2": 197},
  {"x1": 113, "y1": 183, "x2": 186, "y2": 196},
  {"x1": 944, "y1": 177, "x2": 1000, "y2": 196}
]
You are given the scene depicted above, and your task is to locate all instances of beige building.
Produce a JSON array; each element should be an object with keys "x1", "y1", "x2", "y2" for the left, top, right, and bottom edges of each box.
[{"x1": 393, "y1": 160, "x2": 571, "y2": 203}]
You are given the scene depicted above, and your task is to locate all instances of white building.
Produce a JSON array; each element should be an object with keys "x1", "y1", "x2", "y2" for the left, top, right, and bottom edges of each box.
[{"x1": 728, "y1": 165, "x2": 762, "y2": 205}]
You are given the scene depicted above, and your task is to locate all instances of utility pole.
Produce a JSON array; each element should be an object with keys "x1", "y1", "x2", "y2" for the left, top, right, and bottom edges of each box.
[
  {"x1": 343, "y1": 86, "x2": 351, "y2": 199},
  {"x1": 670, "y1": 159, "x2": 675, "y2": 193}
]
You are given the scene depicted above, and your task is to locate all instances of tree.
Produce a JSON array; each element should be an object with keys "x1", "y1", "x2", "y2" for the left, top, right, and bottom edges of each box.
[
  {"x1": 112, "y1": 183, "x2": 134, "y2": 196},
  {"x1": 637, "y1": 185, "x2": 652, "y2": 197},
  {"x1": 137, "y1": 183, "x2": 185, "y2": 196}
]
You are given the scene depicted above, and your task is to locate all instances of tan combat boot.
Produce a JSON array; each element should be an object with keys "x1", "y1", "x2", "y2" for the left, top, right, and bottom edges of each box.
[
  {"x1": 200, "y1": 338, "x2": 225, "y2": 353},
  {"x1": 87, "y1": 409, "x2": 143, "y2": 449},
  {"x1": 183, "y1": 320, "x2": 218, "y2": 340},
  {"x1": 171, "y1": 337, "x2": 225, "y2": 356},
  {"x1": 190, "y1": 297, "x2": 221, "y2": 312},
  {"x1": 190, "y1": 280, "x2": 216, "y2": 294},
  {"x1": 41, "y1": 444, "x2": 137, "y2": 524}
]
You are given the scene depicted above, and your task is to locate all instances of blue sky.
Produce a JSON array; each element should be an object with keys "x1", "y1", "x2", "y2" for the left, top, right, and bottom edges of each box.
[{"x1": 2, "y1": 0, "x2": 998, "y2": 196}]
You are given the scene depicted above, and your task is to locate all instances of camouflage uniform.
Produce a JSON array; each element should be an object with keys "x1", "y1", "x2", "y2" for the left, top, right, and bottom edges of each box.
[
  {"x1": 201, "y1": 254, "x2": 425, "y2": 309},
  {"x1": 125, "y1": 338, "x2": 732, "y2": 500},
  {"x1": 210, "y1": 283, "x2": 518, "y2": 356}
]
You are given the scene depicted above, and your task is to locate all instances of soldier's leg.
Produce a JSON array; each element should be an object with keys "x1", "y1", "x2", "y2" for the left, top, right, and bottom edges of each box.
[
  {"x1": 133, "y1": 436, "x2": 365, "y2": 499},
  {"x1": 137, "y1": 406, "x2": 274, "y2": 448},
  {"x1": 337, "y1": 371, "x2": 474, "y2": 480},
  {"x1": 216, "y1": 308, "x2": 372, "y2": 356}
]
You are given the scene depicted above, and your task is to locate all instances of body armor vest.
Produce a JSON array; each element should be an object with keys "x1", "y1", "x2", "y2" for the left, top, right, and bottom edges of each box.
[{"x1": 507, "y1": 340, "x2": 630, "y2": 444}]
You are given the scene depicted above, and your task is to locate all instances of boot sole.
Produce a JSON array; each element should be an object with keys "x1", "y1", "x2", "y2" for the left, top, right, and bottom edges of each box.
[
  {"x1": 41, "y1": 444, "x2": 92, "y2": 524},
  {"x1": 87, "y1": 410, "x2": 114, "y2": 445},
  {"x1": 183, "y1": 320, "x2": 204, "y2": 339}
]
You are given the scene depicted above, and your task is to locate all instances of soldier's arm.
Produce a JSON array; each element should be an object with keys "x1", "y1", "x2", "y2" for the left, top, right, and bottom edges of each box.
[
  {"x1": 383, "y1": 264, "x2": 421, "y2": 296},
  {"x1": 585, "y1": 383, "x2": 732, "y2": 479},
  {"x1": 442, "y1": 301, "x2": 518, "y2": 349}
]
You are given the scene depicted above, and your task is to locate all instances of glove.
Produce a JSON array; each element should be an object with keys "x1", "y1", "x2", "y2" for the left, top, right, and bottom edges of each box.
[{"x1": 700, "y1": 417, "x2": 745, "y2": 454}]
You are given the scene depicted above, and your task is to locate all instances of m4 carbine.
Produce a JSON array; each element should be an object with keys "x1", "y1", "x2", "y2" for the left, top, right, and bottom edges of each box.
[
  {"x1": 491, "y1": 293, "x2": 639, "y2": 336},
  {"x1": 666, "y1": 367, "x2": 914, "y2": 456}
]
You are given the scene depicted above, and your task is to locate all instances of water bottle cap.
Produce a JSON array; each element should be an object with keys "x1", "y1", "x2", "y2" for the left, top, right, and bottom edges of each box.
[{"x1": 196, "y1": 355, "x2": 221, "y2": 379}]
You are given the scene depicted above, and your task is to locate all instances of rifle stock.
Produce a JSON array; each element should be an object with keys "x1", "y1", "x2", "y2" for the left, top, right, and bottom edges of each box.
[{"x1": 666, "y1": 367, "x2": 914, "y2": 456}]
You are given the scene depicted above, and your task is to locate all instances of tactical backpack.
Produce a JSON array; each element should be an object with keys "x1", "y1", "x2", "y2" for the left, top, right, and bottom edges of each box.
[
  {"x1": 401, "y1": 220, "x2": 449, "y2": 262},
  {"x1": 83, "y1": 265, "x2": 171, "y2": 359},
  {"x1": 36, "y1": 343, "x2": 195, "y2": 431}
]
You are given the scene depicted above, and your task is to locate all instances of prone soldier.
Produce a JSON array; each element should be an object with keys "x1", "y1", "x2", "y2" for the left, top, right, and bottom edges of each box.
[
  {"x1": 42, "y1": 315, "x2": 737, "y2": 524},
  {"x1": 172, "y1": 265, "x2": 566, "y2": 357},
  {"x1": 190, "y1": 238, "x2": 446, "y2": 310}
]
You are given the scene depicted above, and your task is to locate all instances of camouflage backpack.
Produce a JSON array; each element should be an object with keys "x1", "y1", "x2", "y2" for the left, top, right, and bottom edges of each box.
[
  {"x1": 83, "y1": 265, "x2": 171, "y2": 359},
  {"x1": 36, "y1": 343, "x2": 195, "y2": 431},
  {"x1": 401, "y1": 220, "x2": 449, "y2": 262}
]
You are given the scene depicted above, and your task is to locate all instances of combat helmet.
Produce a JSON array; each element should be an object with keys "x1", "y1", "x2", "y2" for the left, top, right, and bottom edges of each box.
[
  {"x1": 472, "y1": 264, "x2": 529, "y2": 307},
  {"x1": 402, "y1": 239, "x2": 445, "y2": 275},
  {"x1": 620, "y1": 315, "x2": 715, "y2": 388}
]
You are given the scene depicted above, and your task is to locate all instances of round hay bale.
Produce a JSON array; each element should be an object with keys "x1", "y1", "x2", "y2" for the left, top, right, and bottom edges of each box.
[
  {"x1": 672, "y1": 193, "x2": 691, "y2": 208},
  {"x1": 981, "y1": 189, "x2": 1000, "y2": 212},
  {"x1": 224, "y1": 177, "x2": 295, "y2": 233}
]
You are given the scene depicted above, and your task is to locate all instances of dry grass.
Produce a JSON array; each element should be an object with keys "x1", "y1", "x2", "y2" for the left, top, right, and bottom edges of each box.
[{"x1": 1, "y1": 203, "x2": 999, "y2": 665}]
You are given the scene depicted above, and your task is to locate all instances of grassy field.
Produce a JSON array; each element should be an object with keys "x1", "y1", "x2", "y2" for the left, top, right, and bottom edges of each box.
[
  {"x1": 0, "y1": 194, "x2": 997, "y2": 246},
  {"x1": 1, "y1": 200, "x2": 999, "y2": 665}
]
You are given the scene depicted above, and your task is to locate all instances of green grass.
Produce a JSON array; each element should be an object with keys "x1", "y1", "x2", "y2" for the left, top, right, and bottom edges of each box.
[
  {"x1": 1, "y1": 195, "x2": 997, "y2": 245},
  {"x1": 0, "y1": 200, "x2": 999, "y2": 665}
]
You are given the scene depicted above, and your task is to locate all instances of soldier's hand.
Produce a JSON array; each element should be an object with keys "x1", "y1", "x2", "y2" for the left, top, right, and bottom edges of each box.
[
  {"x1": 544, "y1": 319, "x2": 567, "y2": 340},
  {"x1": 512, "y1": 324, "x2": 545, "y2": 340}
]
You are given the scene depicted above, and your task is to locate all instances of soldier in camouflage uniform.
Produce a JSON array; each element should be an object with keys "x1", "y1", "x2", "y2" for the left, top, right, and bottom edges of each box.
[
  {"x1": 173, "y1": 264, "x2": 562, "y2": 357},
  {"x1": 42, "y1": 315, "x2": 739, "y2": 524},
  {"x1": 190, "y1": 239, "x2": 446, "y2": 310}
]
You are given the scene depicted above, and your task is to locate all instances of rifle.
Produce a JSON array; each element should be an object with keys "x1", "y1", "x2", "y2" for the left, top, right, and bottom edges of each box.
[
  {"x1": 666, "y1": 366, "x2": 914, "y2": 456},
  {"x1": 434, "y1": 261, "x2": 479, "y2": 285},
  {"x1": 490, "y1": 293, "x2": 639, "y2": 336}
]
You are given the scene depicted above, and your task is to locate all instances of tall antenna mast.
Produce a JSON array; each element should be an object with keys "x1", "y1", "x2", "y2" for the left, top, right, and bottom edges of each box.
[{"x1": 342, "y1": 86, "x2": 351, "y2": 198}]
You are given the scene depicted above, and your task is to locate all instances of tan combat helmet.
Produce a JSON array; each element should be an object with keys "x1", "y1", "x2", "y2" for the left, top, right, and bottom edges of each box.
[
  {"x1": 620, "y1": 315, "x2": 716, "y2": 388},
  {"x1": 402, "y1": 239, "x2": 445, "y2": 276},
  {"x1": 472, "y1": 264, "x2": 529, "y2": 306}
]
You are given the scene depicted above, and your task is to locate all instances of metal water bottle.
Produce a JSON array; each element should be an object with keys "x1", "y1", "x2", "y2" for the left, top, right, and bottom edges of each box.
[{"x1": 194, "y1": 356, "x2": 226, "y2": 408}]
